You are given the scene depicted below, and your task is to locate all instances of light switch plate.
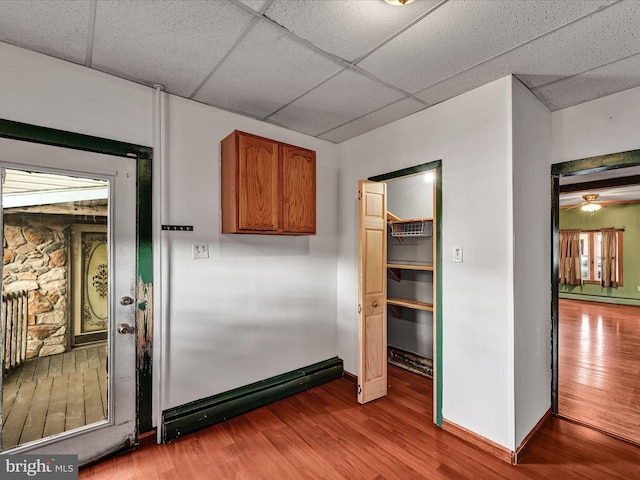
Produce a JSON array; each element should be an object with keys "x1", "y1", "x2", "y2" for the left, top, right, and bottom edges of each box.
[
  {"x1": 192, "y1": 243, "x2": 209, "y2": 259},
  {"x1": 453, "y1": 247, "x2": 463, "y2": 263}
]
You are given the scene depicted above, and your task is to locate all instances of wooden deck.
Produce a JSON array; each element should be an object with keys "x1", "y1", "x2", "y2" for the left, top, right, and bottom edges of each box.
[{"x1": 2, "y1": 343, "x2": 107, "y2": 449}]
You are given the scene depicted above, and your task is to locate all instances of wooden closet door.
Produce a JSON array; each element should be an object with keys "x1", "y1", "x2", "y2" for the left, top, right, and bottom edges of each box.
[
  {"x1": 357, "y1": 180, "x2": 387, "y2": 404},
  {"x1": 238, "y1": 134, "x2": 279, "y2": 231},
  {"x1": 281, "y1": 145, "x2": 316, "y2": 234}
]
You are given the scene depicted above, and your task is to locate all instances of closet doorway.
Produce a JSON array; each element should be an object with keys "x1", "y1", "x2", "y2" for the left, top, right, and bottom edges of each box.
[
  {"x1": 552, "y1": 152, "x2": 640, "y2": 446},
  {"x1": 357, "y1": 161, "x2": 443, "y2": 425}
]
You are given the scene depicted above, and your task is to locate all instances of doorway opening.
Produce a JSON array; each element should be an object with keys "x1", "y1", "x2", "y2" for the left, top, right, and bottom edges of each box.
[
  {"x1": 358, "y1": 160, "x2": 442, "y2": 425},
  {"x1": 552, "y1": 150, "x2": 640, "y2": 446},
  {"x1": 0, "y1": 119, "x2": 153, "y2": 465}
]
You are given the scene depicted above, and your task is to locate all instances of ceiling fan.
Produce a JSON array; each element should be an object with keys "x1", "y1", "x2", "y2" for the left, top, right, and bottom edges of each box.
[{"x1": 578, "y1": 193, "x2": 606, "y2": 212}]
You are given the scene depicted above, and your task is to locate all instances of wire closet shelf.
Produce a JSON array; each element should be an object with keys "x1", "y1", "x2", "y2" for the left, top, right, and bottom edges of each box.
[{"x1": 389, "y1": 219, "x2": 433, "y2": 238}]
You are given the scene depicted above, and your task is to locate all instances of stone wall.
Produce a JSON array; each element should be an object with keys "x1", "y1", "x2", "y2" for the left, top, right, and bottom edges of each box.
[{"x1": 3, "y1": 215, "x2": 69, "y2": 359}]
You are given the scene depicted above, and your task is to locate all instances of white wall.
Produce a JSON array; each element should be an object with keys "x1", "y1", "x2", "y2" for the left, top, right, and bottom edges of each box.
[
  {"x1": 511, "y1": 78, "x2": 551, "y2": 447},
  {"x1": 552, "y1": 84, "x2": 640, "y2": 164},
  {"x1": 162, "y1": 96, "x2": 339, "y2": 409},
  {"x1": 386, "y1": 173, "x2": 433, "y2": 219},
  {"x1": 337, "y1": 76, "x2": 516, "y2": 449},
  {"x1": 0, "y1": 43, "x2": 340, "y2": 415},
  {"x1": 4, "y1": 38, "x2": 607, "y2": 451},
  {"x1": 0, "y1": 43, "x2": 152, "y2": 146}
]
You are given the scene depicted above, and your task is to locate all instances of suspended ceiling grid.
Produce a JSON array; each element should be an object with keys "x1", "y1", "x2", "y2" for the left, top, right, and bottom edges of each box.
[{"x1": 1, "y1": 0, "x2": 640, "y2": 143}]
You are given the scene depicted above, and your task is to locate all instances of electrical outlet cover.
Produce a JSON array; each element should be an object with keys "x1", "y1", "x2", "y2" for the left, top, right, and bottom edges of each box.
[{"x1": 192, "y1": 243, "x2": 209, "y2": 259}]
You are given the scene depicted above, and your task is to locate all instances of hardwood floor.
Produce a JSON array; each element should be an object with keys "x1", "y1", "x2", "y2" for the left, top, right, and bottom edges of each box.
[
  {"x1": 2, "y1": 343, "x2": 108, "y2": 449},
  {"x1": 559, "y1": 298, "x2": 640, "y2": 445},
  {"x1": 81, "y1": 365, "x2": 640, "y2": 480}
]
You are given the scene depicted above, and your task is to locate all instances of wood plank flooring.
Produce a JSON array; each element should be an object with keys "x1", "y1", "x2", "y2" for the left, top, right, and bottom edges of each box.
[
  {"x1": 81, "y1": 365, "x2": 640, "y2": 480},
  {"x1": 2, "y1": 344, "x2": 107, "y2": 449},
  {"x1": 559, "y1": 298, "x2": 640, "y2": 445}
]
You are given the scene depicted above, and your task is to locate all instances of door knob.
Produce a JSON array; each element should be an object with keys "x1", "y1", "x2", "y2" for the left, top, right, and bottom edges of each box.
[
  {"x1": 121, "y1": 296, "x2": 134, "y2": 306},
  {"x1": 117, "y1": 323, "x2": 135, "y2": 335}
]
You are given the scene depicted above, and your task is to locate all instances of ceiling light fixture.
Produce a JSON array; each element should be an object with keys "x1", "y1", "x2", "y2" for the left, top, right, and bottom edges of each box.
[
  {"x1": 384, "y1": 0, "x2": 416, "y2": 5},
  {"x1": 580, "y1": 194, "x2": 602, "y2": 212},
  {"x1": 581, "y1": 203, "x2": 601, "y2": 212}
]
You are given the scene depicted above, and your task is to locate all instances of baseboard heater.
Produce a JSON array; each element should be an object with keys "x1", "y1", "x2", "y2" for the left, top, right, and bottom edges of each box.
[{"x1": 161, "y1": 356, "x2": 344, "y2": 443}]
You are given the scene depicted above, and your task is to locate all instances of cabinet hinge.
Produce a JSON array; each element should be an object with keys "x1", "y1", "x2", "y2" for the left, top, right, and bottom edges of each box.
[
  {"x1": 358, "y1": 304, "x2": 362, "y2": 313},
  {"x1": 358, "y1": 190, "x2": 362, "y2": 200}
]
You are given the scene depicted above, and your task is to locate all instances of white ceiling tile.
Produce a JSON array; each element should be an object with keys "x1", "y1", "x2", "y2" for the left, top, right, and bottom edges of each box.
[
  {"x1": 415, "y1": 1, "x2": 640, "y2": 108},
  {"x1": 238, "y1": 0, "x2": 270, "y2": 13},
  {"x1": 194, "y1": 20, "x2": 342, "y2": 119},
  {"x1": 91, "y1": 0, "x2": 254, "y2": 97},
  {"x1": 1, "y1": 0, "x2": 638, "y2": 142},
  {"x1": 264, "y1": 0, "x2": 441, "y2": 62},
  {"x1": 268, "y1": 69, "x2": 405, "y2": 136},
  {"x1": 514, "y1": 1, "x2": 640, "y2": 88},
  {"x1": 412, "y1": 74, "x2": 479, "y2": 110},
  {"x1": 532, "y1": 53, "x2": 640, "y2": 111},
  {"x1": 0, "y1": 0, "x2": 89, "y2": 64},
  {"x1": 359, "y1": 0, "x2": 614, "y2": 93},
  {"x1": 319, "y1": 98, "x2": 426, "y2": 144}
]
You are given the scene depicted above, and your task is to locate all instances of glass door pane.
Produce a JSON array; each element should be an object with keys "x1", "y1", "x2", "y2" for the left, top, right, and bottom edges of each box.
[{"x1": 2, "y1": 169, "x2": 109, "y2": 449}]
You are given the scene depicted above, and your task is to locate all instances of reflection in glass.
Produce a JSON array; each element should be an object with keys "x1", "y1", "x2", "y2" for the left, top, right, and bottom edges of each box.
[{"x1": 2, "y1": 169, "x2": 109, "y2": 450}]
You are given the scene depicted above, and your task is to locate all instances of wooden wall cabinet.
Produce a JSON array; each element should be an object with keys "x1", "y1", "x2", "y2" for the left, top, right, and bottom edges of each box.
[{"x1": 221, "y1": 130, "x2": 316, "y2": 235}]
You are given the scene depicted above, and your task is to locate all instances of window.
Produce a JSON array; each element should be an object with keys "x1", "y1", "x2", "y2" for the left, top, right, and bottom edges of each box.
[{"x1": 579, "y1": 231, "x2": 623, "y2": 285}]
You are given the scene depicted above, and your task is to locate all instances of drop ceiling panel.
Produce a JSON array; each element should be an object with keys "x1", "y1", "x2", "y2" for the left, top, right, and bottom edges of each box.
[
  {"x1": 194, "y1": 20, "x2": 342, "y2": 119},
  {"x1": 415, "y1": 1, "x2": 640, "y2": 108},
  {"x1": 264, "y1": 0, "x2": 441, "y2": 62},
  {"x1": 359, "y1": 0, "x2": 614, "y2": 94},
  {"x1": 91, "y1": 0, "x2": 255, "y2": 97},
  {"x1": 0, "y1": 0, "x2": 89, "y2": 64},
  {"x1": 268, "y1": 69, "x2": 406, "y2": 136},
  {"x1": 2, "y1": 0, "x2": 640, "y2": 143},
  {"x1": 319, "y1": 98, "x2": 426, "y2": 144},
  {"x1": 238, "y1": 0, "x2": 271, "y2": 13},
  {"x1": 532, "y1": 53, "x2": 640, "y2": 111},
  {"x1": 516, "y1": 1, "x2": 640, "y2": 89}
]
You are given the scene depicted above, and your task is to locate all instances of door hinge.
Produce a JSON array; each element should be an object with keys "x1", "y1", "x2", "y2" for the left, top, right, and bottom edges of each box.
[
  {"x1": 358, "y1": 304, "x2": 362, "y2": 313},
  {"x1": 358, "y1": 384, "x2": 362, "y2": 395}
]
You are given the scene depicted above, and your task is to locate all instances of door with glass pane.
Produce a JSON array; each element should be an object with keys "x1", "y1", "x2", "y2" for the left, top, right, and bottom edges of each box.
[{"x1": 0, "y1": 137, "x2": 137, "y2": 465}]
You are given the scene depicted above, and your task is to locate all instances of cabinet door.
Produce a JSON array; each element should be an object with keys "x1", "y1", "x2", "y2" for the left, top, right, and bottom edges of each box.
[
  {"x1": 281, "y1": 145, "x2": 316, "y2": 234},
  {"x1": 238, "y1": 134, "x2": 279, "y2": 231}
]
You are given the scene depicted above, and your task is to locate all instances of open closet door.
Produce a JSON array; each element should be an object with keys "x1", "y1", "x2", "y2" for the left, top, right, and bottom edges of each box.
[{"x1": 357, "y1": 180, "x2": 387, "y2": 404}]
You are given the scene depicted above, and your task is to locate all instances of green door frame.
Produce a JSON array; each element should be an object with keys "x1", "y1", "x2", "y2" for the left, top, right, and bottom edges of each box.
[
  {"x1": 370, "y1": 160, "x2": 443, "y2": 426},
  {"x1": 551, "y1": 148, "x2": 640, "y2": 413},
  {"x1": 0, "y1": 118, "x2": 154, "y2": 435}
]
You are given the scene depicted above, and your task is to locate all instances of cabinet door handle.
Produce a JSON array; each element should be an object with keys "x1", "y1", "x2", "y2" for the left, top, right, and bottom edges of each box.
[{"x1": 373, "y1": 301, "x2": 379, "y2": 308}]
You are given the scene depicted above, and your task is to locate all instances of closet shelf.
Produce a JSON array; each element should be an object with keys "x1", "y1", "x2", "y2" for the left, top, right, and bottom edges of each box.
[
  {"x1": 387, "y1": 215, "x2": 433, "y2": 239},
  {"x1": 387, "y1": 261, "x2": 434, "y2": 271},
  {"x1": 387, "y1": 298, "x2": 433, "y2": 312}
]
